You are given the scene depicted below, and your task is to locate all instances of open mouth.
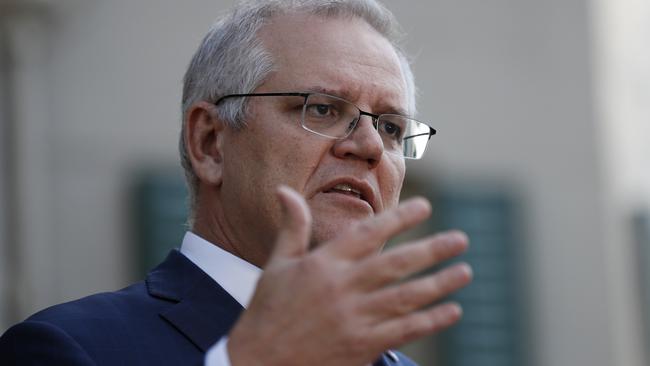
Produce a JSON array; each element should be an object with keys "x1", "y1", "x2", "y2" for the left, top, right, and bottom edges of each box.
[
  {"x1": 319, "y1": 178, "x2": 376, "y2": 213},
  {"x1": 326, "y1": 183, "x2": 364, "y2": 200}
]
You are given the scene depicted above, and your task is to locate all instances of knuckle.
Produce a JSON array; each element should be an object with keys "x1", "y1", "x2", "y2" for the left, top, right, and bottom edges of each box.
[
  {"x1": 423, "y1": 275, "x2": 454, "y2": 304},
  {"x1": 438, "y1": 266, "x2": 468, "y2": 292},
  {"x1": 424, "y1": 276, "x2": 442, "y2": 296},
  {"x1": 396, "y1": 320, "x2": 422, "y2": 344},
  {"x1": 388, "y1": 287, "x2": 415, "y2": 316},
  {"x1": 393, "y1": 300, "x2": 413, "y2": 318},
  {"x1": 386, "y1": 253, "x2": 411, "y2": 273},
  {"x1": 426, "y1": 240, "x2": 443, "y2": 263},
  {"x1": 427, "y1": 311, "x2": 449, "y2": 333}
]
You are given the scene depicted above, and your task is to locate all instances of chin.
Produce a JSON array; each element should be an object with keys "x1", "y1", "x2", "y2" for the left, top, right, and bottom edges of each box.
[{"x1": 309, "y1": 212, "x2": 369, "y2": 247}]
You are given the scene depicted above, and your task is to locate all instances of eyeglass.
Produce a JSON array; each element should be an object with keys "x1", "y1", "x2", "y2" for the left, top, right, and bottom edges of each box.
[{"x1": 214, "y1": 92, "x2": 436, "y2": 159}]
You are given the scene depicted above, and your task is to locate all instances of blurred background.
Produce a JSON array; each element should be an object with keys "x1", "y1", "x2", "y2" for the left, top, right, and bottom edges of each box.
[{"x1": 1, "y1": 0, "x2": 649, "y2": 365}]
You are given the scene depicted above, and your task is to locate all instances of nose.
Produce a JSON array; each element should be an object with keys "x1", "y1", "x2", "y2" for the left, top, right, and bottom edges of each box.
[{"x1": 331, "y1": 115, "x2": 384, "y2": 168}]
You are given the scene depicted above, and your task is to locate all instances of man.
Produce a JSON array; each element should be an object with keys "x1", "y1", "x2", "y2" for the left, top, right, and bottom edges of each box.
[{"x1": 0, "y1": 0, "x2": 472, "y2": 365}]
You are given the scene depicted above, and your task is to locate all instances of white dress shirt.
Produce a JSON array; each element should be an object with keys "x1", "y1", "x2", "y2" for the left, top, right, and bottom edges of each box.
[
  {"x1": 179, "y1": 231, "x2": 261, "y2": 366},
  {"x1": 179, "y1": 231, "x2": 392, "y2": 366}
]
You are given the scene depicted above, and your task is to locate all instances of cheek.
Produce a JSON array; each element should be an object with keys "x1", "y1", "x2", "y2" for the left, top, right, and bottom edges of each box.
[
  {"x1": 239, "y1": 104, "x2": 337, "y2": 192},
  {"x1": 254, "y1": 130, "x2": 330, "y2": 191},
  {"x1": 278, "y1": 143, "x2": 330, "y2": 192},
  {"x1": 380, "y1": 158, "x2": 406, "y2": 209}
]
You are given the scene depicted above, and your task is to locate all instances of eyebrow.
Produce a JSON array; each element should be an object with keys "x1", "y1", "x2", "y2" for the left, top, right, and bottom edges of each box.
[
  {"x1": 302, "y1": 85, "x2": 410, "y2": 117},
  {"x1": 304, "y1": 86, "x2": 354, "y2": 100}
]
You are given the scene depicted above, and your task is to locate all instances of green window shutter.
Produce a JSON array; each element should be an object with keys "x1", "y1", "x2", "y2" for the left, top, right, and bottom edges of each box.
[
  {"x1": 633, "y1": 210, "x2": 650, "y2": 361},
  {"x1": 133, "y1": 170, "x2": 188, "y2": 277},
  {"x1": 435, "y1": 189, "x2": 522, "y2": 366}
]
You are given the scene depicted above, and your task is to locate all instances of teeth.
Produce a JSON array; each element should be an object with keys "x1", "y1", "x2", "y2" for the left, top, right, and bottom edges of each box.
[{"x1": 332, "y1": 183, "x2": 361, "y2": 195}]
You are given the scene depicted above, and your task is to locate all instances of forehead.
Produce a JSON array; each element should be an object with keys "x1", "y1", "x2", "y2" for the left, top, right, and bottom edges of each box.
[{"x1": 258, "y1": 13, "x2": 408, "y2": 112}]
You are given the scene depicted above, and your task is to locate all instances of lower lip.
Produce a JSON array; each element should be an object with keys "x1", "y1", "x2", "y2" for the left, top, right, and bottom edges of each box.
[{"x1": 318, "y1": 191, "x2": 374, "y2": 213}]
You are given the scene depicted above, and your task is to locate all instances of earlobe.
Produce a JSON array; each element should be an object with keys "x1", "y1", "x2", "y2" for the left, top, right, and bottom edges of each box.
[{"x1": 185, "y1": 101, "x2": 226, "y2": 187}]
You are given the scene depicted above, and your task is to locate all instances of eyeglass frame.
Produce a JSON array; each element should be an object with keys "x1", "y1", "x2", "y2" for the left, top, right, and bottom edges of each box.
[{"x1": 213, "y1": 92, "x2": 437, "y2": 159}]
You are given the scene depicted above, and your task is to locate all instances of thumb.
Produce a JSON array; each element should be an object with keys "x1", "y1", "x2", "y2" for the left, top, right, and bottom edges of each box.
[{"x1": 270, "y1": 185, "x2": 312, "y2": 260}]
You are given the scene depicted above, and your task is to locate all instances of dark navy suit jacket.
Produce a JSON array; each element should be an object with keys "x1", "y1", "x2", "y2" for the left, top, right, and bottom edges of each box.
[{"x1": 0, "y1": 250, "x2": 417, "y2": 365}]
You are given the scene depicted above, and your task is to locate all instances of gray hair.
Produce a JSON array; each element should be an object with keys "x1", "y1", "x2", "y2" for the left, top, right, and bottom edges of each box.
[{"x1": 180, "y1": 0, "x2": 417, "y2": 226}]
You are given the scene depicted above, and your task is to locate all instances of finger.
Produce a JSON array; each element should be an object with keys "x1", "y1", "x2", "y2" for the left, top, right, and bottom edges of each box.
[
  {"x1": 321, "y1": 197, "x2": 432, "y2": 260},
  {"x1": 270, "y1": 185, "x2": 312, "y2": 260},
  {"x1": 370, "y1": 302, "x2": 463, "y2": 350},
  {"x1": 359, "y1": 262, "x2": 472, "y2": 319},
  {"x1": 350, "y1": 230, "x2": 469, "y2": 291}
]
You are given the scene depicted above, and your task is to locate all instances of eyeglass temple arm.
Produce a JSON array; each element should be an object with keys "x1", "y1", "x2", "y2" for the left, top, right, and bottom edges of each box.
[
  {"x1": 403, "y1": 129, "x2": 436, "y2": 141},
  {"x1": 213, "y1": 92, "x2": 309, "y2": 105}
]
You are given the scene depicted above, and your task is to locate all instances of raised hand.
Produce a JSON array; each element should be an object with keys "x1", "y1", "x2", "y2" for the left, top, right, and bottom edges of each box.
[{"x1": 227, "y1": 186, "x2": 472, "y2": 366}]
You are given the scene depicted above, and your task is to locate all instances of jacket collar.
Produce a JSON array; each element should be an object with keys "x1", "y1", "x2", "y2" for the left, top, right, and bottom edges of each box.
[
  {"x1": 146, "y1": 250, "x2": 243, "y2": 352},
  {"x1": 145, "y1": 250, "x2": 404, "y2": 365}
]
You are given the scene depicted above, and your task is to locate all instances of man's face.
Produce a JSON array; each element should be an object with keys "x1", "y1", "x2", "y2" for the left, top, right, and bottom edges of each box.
[{"x1": 218, "y1": 14, "x2": 408, "y2": 265}]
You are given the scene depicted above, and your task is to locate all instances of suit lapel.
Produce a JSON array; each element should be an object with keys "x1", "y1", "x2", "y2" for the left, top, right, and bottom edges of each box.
[
  {"x1": 145, "y1": 251, "x2": 408, "y2": 365},
  {"x1": 146, "y1": 250, "x2": 244, "y2": 352}
]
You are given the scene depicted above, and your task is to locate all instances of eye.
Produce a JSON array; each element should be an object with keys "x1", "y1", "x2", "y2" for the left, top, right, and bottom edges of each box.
[
  {"x1": 305, "y1": 104, "x2": 338, "y2": 119},
  {"x1": 315, "y1": 104, "x2": 330, "y2": 115},
  {"x1": 380, "y1": 121, "x2": 403, "y2": 140}
]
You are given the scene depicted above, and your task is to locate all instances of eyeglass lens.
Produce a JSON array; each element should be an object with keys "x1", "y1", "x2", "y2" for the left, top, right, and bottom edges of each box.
[{"x1": 301, "y1": 93, "x2": 431, "y2": 159}]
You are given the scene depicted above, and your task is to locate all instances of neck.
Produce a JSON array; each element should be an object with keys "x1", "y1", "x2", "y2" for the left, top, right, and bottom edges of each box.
[{"x1": 191, "y1": 205, "x2": 271, "y2": 268}]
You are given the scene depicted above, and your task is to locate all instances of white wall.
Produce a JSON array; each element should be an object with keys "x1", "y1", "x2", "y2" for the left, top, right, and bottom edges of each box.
[
  {"x1": 1, "y1": 0, "x2": 238, "y2": 316},
  {"x1": 2, "y1": 3, "x2": 60, "y2": 327},
  {"x1": 594, "y1": 1, "x2": 650, "y2": 366},
  {"x1": 0, "y1": 15, "x2": 9, "y2": 331},
  {"x1": 43, "y1": 0, "x2": 225, "y2": 302},
  {"x1": 393, "y1": 1, "x2": 615, "y2": 365}
]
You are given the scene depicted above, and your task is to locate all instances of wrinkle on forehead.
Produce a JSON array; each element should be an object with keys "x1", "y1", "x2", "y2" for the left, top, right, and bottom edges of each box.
[{"x1": 258, "y1": 13, "x2": 408, "y2": 113}]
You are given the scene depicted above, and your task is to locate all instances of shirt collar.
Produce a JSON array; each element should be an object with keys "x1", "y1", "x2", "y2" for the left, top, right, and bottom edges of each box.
[{"x1": 179, "y1": 231, "x2": 261, "y2": 308}]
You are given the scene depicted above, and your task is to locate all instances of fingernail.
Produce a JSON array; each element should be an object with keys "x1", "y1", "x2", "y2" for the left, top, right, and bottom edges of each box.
[
  {"x1": 277, "y1": 185, "x2": 300, "y2": 203},
  {"x1": 276, "y1": 186, "x2": 292, "y2": 214},
  {"x1": 277, "y1": 184, "x2": 291, "y2": 196},
  {"x1": 404, "y1": 196, "x2": 431, "y2": 214},
  {"x1": 448, "y1": 303, "x2": 462, "y2": 318},
  {"x1": 448, "y1": 230, "x2": 469, "y2": 245},
  {"x1": 456, "y1": 263, "x2": 473, "y2": 281}
]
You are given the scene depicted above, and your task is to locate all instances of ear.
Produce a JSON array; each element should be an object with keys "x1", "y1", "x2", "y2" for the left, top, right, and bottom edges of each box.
[{"x1": 185, "y1": 101, "x2": 227, "y2": 187}]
